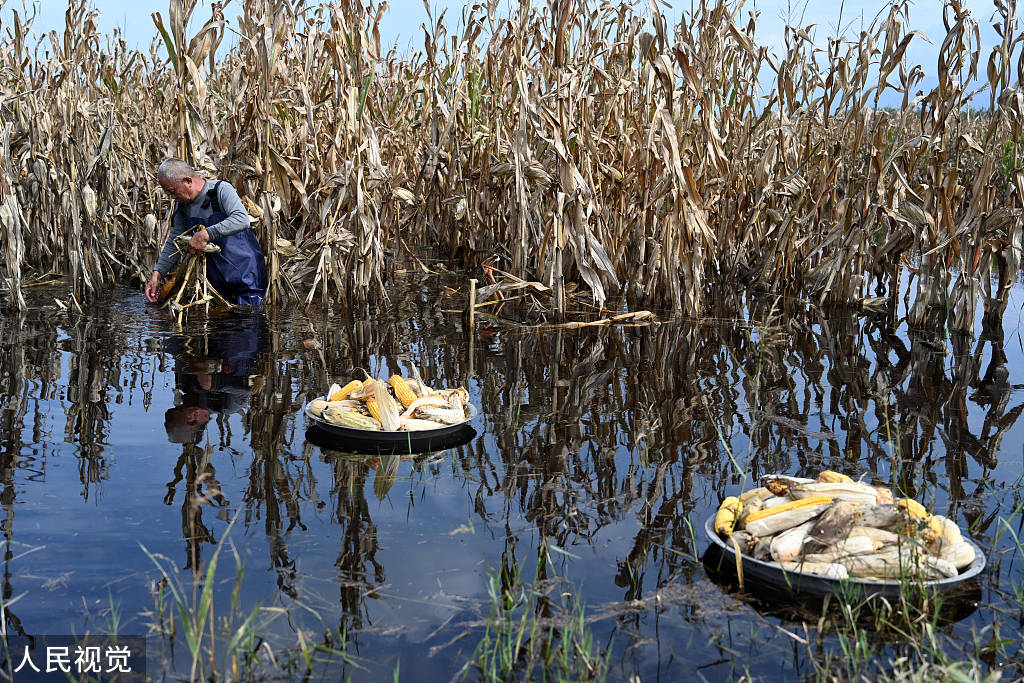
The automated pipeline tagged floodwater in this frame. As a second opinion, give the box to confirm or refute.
[0,273,1022,681]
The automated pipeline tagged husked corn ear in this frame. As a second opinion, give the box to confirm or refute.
[743,496,834,536]
[330,380,362,402]
[366,398,381,423]
[350,379,379,400]
[817,470,853,484]
[390,375,418,407]
[897,498,929,519]
[321,407,381,430]
[714,497,742,536]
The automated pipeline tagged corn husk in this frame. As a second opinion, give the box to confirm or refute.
[374,380,402,431]
[777,561,849,579]
[940,541,976,569]
[790,482,878,504]
[744,501,831,537]
[770,521,814,562]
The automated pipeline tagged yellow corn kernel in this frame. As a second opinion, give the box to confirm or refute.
[366,398,381,423]
[897,498,929,520]
[743,496,834,525]
[389,375,418,408]
[714,497,742,536]
[329,379,362,402]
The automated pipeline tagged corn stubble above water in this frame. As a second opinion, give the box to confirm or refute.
[0,0,1021,321]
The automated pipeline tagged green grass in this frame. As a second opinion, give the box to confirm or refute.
[464,543,609,683]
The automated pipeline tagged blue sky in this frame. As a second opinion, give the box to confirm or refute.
[7,0,1006,89]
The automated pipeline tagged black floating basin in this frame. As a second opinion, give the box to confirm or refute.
[304,398,478,455]
[703,516,986,602]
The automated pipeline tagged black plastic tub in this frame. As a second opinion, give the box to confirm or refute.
[703,516,986,600]
[304,398,478,455]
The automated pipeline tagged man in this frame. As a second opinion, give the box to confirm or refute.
[144,158,268,306]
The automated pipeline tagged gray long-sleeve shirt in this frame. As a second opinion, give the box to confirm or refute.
[154,179,252,276]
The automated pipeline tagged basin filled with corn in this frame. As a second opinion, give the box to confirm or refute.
[705,471,985,597]
[306,375,473,433]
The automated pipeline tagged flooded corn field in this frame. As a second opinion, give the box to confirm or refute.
[0,272,1021,681]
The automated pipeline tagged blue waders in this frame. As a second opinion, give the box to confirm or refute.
[179,181,268,307]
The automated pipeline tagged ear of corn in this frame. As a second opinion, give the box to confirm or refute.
[790,482,877,504]
[937,516,963,546]
[817,470,853,484]
[874,487,895,504]
[743,496,833,537]
[714,497,742,536]
[897,498,929,519]
[389,375,418,407]
[739,487,771,504]
[321,407,382,431]
[776,561,849,580]
[373,380,402,431]
[400,417,448,431]
[366,398,381,423]
[329,379,363,402]
[940,541,976,569]
[744,496,835,524]
[350,380,379,400]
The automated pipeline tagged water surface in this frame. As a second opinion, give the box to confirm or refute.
[0,274,1022,680]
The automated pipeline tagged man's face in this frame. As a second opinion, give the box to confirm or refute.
[164,405,211,443]
[159,175,201,203]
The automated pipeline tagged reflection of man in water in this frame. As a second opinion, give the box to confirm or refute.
[164,314,264,444]
[163,313,266,570]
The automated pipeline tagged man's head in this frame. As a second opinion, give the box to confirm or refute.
[164,405,211,444]
[157,158,204,203]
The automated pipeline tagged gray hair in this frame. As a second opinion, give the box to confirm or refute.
[157,158,197,182]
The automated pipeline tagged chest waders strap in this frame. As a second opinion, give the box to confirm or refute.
[175,181,223,236]
[200,181,222,214]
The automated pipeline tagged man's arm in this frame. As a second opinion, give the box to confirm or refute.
[204,182,252,241]
[146,212,187,302]
[154,211,188,275]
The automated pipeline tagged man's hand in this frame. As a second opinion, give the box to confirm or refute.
[145,270,162,303]
[188,228,211,254]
